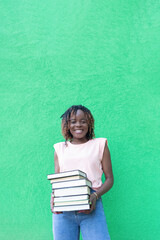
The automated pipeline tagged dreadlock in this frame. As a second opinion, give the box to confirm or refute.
[60,105,95,142]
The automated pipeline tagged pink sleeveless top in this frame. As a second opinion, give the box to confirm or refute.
[54,138,107,190]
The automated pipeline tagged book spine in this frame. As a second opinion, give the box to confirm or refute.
[47,170,87,180]
[54,186,90,197]
[52,180,91,189]
[53,204,90,212]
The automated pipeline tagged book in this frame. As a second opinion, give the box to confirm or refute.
[51,178,92,189]
[54,194,89,203]
[54,199,90,206]
[47,169,92,211]
[50,175,84,183]
[53,186,91,197]
[47,169,87,180]
[53,204,90,212]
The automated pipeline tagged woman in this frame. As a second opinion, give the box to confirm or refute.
[51,105,114,240]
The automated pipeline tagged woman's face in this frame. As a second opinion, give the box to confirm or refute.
[69,109,89,143]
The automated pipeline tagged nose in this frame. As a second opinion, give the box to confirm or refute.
[75,121,81,127]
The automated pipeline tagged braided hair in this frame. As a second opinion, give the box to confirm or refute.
[61,105,95,142]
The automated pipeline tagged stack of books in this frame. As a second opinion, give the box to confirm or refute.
[47,170,92,211]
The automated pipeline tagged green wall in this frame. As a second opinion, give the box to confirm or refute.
[1,0,160,239]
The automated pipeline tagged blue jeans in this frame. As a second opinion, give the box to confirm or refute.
[52,198,110,240]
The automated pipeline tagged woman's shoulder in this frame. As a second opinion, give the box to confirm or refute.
[93,138,108,159]
[92,137,108,144]
[53,141,66,149]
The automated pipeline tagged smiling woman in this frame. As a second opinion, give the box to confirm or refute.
[51,105,113,240]
[61,105,95,143]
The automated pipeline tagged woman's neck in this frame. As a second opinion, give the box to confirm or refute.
[70,138,88,145]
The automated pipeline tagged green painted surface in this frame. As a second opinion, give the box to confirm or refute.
[0,0,160,239]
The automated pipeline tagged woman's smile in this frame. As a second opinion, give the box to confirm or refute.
[75,129,83,133]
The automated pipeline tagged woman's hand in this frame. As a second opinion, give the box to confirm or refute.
[78,193,98,214]
[50,192,62,214]
[89,192,98,212]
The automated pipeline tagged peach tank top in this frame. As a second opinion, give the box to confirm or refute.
[54,138,107,190]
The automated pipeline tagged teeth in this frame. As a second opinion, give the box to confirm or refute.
[75,130,83,133]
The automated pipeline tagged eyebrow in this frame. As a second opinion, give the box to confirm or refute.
[69,118,86,120]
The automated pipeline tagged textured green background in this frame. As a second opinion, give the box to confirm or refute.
[0,0,160,239]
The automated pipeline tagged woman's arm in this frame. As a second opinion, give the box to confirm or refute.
[96,142,114,197]
[89,143,114,212]
[54,151,60,174]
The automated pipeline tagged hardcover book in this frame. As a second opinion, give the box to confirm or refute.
[53,186,91,197]
[47,169,87,180]
[54,194,90,203]
[51,178,91,189]
[50,175,84,183]
[54,199,90,206]
[53,204,90,212]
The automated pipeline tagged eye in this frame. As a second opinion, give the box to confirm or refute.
[70,120,76,124]
[81,120,87,124]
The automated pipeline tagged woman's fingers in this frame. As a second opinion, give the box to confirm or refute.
[50,193,54,212]
[50,193,63,214]
[89,193,97,212]
[77,210,91,214]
